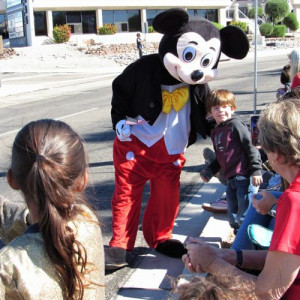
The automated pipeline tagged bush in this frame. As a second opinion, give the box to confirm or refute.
[148,26,155,33]
[229,21,248,32]
[260,22,273,36]
[248,7,265,19]
[52,25,71,44]
[272,24,286,36]
[97,24,117,35]
[283,12,299,31]
[265,0,289,25]
[212,22,224,30]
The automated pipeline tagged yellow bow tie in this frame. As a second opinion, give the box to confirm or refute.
[162,86,189,114]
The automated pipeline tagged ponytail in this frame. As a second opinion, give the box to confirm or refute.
[11,119,89,299]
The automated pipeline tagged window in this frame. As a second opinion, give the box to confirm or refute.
[102,10,141,32]
[66,12,81,23]
[128,10,141,32]
[82,11,96,34]
[52,11,96,34]
[0,14,8,39]
[114,10,127,23]
[239,7,248,16]
[187,9,218,22]
[226,9,234,19]
[34,11,47,36]
[146,9,165,26]
[52,11,66,26]
[102,10,113,24]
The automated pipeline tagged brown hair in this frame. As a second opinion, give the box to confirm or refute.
[11,119,90,299]
[206,89,236,113]
[172,275,257,300]
[258,99,300,166]
[280,64,290,85]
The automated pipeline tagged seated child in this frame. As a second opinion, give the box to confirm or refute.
[0,119,105,299]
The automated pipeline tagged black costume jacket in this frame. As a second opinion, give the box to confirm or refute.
[111,54,214,146]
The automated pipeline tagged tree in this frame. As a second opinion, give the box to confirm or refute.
[260,22,273,36]
[248,7,265,19]
[265,0,289,25]
[283,12,299,31]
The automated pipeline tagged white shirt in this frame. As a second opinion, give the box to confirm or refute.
[131,83,191,155]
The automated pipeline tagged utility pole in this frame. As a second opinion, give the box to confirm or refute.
[254,0,258,114]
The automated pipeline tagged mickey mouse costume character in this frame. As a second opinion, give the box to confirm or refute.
[105,8,249,270]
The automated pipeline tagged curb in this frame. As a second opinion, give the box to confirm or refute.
[114,178,228,300]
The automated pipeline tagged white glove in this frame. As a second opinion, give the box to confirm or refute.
[116,120,132,142]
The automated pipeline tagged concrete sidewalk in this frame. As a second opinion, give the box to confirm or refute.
[113,178,229,300]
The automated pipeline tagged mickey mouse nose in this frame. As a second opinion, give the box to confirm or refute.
[191,70,204,81]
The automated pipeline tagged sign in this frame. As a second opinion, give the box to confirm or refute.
[7,11,24,39]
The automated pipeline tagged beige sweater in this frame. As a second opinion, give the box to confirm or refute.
[0,199,105,300]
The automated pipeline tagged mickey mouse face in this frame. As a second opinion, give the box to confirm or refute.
[163,32,221,84]
[153,8,249,86]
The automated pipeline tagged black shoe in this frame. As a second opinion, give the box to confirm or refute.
[203,147,216,163]
[104,246,128,270]
[155,239,187,258]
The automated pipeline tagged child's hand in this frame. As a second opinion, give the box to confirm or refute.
[199,167,213,182]
[200,174,210,183]
[252,175,263,187]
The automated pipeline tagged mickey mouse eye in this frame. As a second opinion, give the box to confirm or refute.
[182,47,196,62]
[201,53,213,68]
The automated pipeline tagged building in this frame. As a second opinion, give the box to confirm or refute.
[0,0,298,47]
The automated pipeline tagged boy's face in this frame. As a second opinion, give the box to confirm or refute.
[210,104,235,124]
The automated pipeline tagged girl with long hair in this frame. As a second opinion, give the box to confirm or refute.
[0,119,104,299]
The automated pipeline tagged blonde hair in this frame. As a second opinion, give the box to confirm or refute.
[206,89,236,113]
[258,99,300,166]
[172,275,257,300]
[289,49,300,82]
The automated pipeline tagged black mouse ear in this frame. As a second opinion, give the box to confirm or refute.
[220,26,249,59]
[153,8,189,35]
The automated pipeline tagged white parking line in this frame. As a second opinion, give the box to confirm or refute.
[55,108,98,120]
[0,107,99,138]
[0,78,113,108]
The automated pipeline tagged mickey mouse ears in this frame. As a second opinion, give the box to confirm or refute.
[220,26,249,59]
[153,8,188,35]
[153,8,249,60]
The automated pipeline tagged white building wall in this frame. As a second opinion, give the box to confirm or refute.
[2,0,234,46]
[32,0,232,11]
[32,0,231,29]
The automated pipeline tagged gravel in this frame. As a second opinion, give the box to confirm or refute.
[0,43,122,72]
[1,35,300,72]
